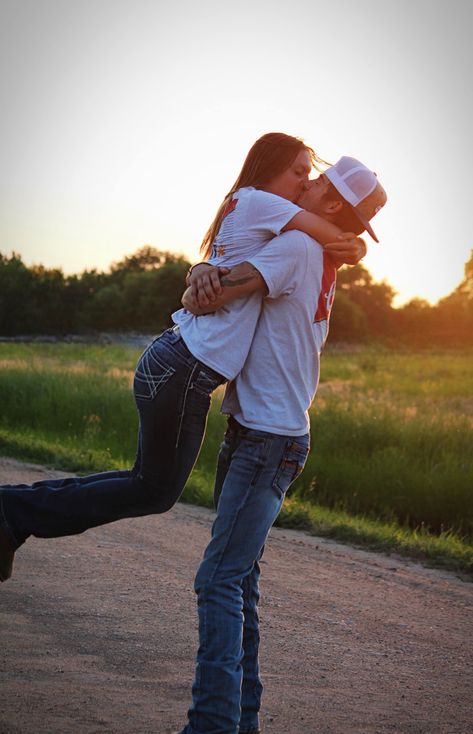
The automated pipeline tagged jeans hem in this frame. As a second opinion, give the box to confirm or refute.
[0,491,23,549]
[239,723,260,732]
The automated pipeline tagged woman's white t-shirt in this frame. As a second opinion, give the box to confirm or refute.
[172,187,301,380]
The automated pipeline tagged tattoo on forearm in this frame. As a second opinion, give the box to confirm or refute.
[220,267,259,288]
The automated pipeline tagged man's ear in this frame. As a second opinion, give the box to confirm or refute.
[324,199,343,215]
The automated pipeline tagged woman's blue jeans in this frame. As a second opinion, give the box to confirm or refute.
[181,417,309,734]
[0,328,225,548]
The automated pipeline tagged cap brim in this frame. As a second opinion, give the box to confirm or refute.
[348,205,379,243]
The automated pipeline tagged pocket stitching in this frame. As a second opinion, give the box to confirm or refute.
[272,442,308,494]
[135,350,176,401]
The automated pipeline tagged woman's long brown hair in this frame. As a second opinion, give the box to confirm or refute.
[200,132,327,259]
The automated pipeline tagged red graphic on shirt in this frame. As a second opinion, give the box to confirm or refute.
[222,198,238,219]
[314,254,337,323]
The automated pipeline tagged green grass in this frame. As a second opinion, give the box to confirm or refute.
[297,394,473,534]
[0,344,138,466]
[1,342,472,577]
[294,347,473,536]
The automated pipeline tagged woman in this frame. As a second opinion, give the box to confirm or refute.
[0,133,364,582]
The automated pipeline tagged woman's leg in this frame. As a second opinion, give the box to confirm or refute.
[0,329,224,549]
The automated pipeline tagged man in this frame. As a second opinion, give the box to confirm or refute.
[177,157,387,734]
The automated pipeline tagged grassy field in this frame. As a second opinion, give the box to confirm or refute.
[0,342,472,576]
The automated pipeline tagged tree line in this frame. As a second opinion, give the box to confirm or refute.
[0,247,189,336]
[0,245,472,346]
[332,250,473,346]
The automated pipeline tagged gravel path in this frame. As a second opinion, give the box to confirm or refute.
[1,458,472,734]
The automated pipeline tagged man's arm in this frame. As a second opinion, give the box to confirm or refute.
[186,235,366,308]
[182,262,267,315]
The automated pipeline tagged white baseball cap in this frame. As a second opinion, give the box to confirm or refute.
[325,156,387,242]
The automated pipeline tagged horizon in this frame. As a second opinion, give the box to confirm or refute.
[2,241,471,310]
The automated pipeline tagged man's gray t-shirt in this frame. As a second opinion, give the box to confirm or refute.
[222,231,338,435]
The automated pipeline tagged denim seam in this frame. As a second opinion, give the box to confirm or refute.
[241,574,261,710]
[175,361,199,449]
[205,437,270,592]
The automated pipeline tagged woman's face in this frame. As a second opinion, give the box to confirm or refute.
[264,149,312,203]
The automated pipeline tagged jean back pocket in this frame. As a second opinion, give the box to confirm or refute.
[273,439,309,495]
[134,346,176,401]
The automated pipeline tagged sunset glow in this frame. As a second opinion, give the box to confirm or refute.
[1,0,472,306]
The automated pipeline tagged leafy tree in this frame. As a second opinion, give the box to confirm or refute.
[393,298,434,345]
[30,265,69,332]
[80,247,189,332]
[0,252,36,334]
[64,271,109,332]
[110,246,187,278]
[81,283,126,331]
[0,246,190,335]
[329,290,368,341]
[391,250,473,347]
[457,249,473,299]
[332,263,396,340]
[432,251,473,345]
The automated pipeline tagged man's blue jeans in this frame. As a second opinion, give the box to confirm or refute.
[0,328,225,548]
[181,417,309,734]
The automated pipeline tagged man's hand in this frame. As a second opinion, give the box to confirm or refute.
[182,261,267,316]
[186,263,230,309]
[323,233,367,268]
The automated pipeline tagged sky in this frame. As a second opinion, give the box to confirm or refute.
[1,0,472,306]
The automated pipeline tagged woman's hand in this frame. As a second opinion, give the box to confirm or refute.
[323,233,367,267]
[186,263,231,308]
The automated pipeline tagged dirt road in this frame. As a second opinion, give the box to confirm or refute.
[1,458,472,734]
